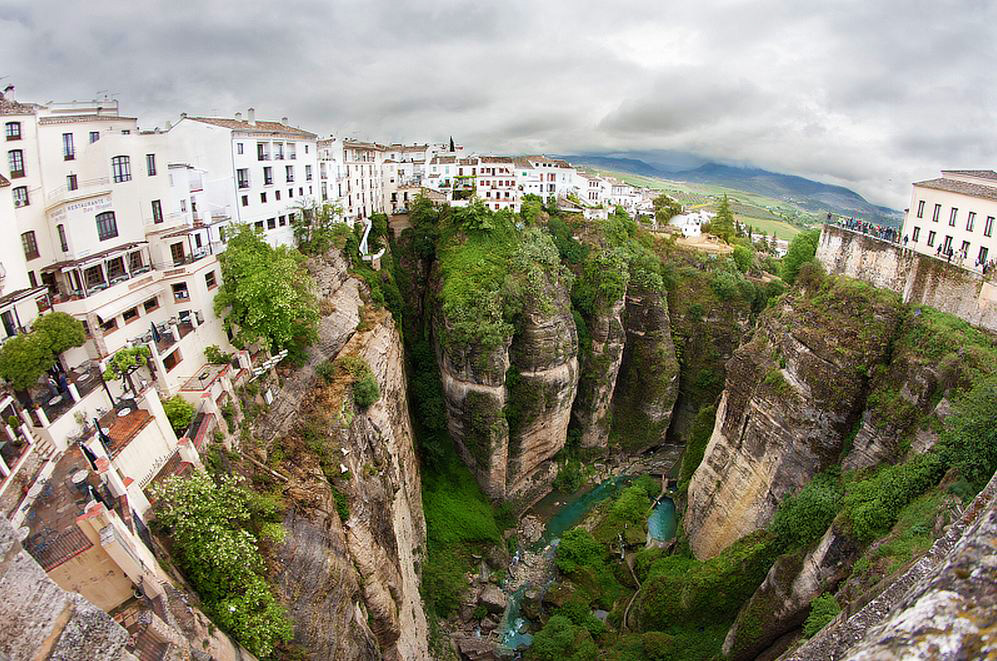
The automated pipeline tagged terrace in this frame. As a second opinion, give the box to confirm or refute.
[35,362,107,426]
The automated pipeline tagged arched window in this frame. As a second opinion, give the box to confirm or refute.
[96,211,118,241]
[111,155,131,183]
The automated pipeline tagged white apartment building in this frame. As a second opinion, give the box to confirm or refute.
[607,179,642,215]
[670,210,713,238]
[572,171,611,206]
[513,156,576,203]
[382,142,460,213]
[476,156,520,212]
[168,109,320,247]
[901,169,997,269]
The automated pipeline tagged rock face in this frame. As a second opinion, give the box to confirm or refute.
[610,282,681,452]
[723,522,859,661]
[434,266,578,501]
[256,250,430,660]
[784,471,997,661]
[573,295,627,449]
[686,278,903,559]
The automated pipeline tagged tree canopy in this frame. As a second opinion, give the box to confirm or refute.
[780,229,821,284]
[291,200,344,255]
[652,193,682,225]
[215,225,319,352]
[708,195,736,243]
[0,312,86,391]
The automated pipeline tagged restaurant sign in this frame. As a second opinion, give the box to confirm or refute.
[48,195,112,223]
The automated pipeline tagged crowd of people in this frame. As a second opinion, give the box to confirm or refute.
[826,213,900,242]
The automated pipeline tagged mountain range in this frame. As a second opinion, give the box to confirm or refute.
[553,152,902,226]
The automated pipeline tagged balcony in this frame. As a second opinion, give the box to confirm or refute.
[237,180,250,189]
[46,244,156,308]
[35,363,106,427]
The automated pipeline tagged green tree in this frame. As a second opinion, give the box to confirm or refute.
[215,224,319,351]
[527,615,597,661]
[652,193,682,225]
[291,200,343,255]
[938,374,997,492]
[0,332,55,392]
[32,312,86,357]
[163,395,196,436]
[151,472,292,657]
[732,244,754,273]
[103,346,151,396]
[780,229,821,284]
[709,195,736,243]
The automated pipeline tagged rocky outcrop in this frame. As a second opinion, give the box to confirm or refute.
[573,295,627,449]
[686,278,904,559]
[724,523,859,661]
[610,283,681,452]
[255,249,429,660]
[434,262,578,501]
[784,470,997,661]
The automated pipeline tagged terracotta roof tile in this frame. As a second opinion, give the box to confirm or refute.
[940,169,997,182]
[0,173,9,188]
[914,177,997,201]
[187,116,317,139]
[38,114,137,125]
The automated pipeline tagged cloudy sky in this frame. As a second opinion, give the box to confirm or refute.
[1,0,993,207]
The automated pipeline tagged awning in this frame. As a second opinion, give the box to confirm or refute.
[92,282,165,324]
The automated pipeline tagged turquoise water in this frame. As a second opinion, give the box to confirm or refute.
[647,497,676,541]
[497,477,630,651]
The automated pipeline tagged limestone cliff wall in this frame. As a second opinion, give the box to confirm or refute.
[433,267,579,501]
[255,249,429,660]
[572,295,627,449]
[685,278,903,559]
[610,283,681,452]
[816,224,997,333]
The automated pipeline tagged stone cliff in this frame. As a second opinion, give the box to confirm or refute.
[609,281,681,452]
[253,249,430,660]
[685,277,904,559]
[572,293,626,449]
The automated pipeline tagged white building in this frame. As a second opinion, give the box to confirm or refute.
[513,156,575,204]
[572,171,611,207]
[901,169,997,268]
[167,109,320,247]
[670,210,714,238]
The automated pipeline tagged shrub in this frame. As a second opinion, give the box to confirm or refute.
[732,245,753,273]
[315,360,335,384]
[163,395,196,436]
[770,469,842,550]
[553,456,584,493]
[204,345,233,365]
[802,593,841,637]
[352,374,380,408]
[937,374,997,493]
[780,229,820,284]
[527,615,597,661]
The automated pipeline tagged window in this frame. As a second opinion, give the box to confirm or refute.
[100,317,118,334]
[943,235,953,252]
[163,349,182,372]
[205,270,217,289]
[89,130,100,143]
[122,307,139,324]
[172,282,189,302]
[254,221,264,231]
[236,142,244,155]
[960,240,970,256]
[286,165,294,182]
[979,246,989,264]
[275,190,281,201]
[57,224,68,252]
[67,174,78,191]
[949,208,958,226]
[21,231,39,260]
[237,168,250,188]
[288,188,294,198]
[278,215,287,227]
[932,203,941,222]
[106,256,126,280]
[912,226,920,242]
[62,133,75,160]
[170,242,186,265]
[260,192,267,203]
[304,145,309,154]
[129,251,145,272]
[28,271,37,288]
[219,227,227,242]
[12,186,28,207]
[151,199,164,224]
[111,155,131,183]
[966,212,976,232]
[96,211,118,240]
[985,216,995,237]
[180,199,187,212]
[8,149,24,177]
[263,166,273,185]
[84,265,104,288]
[146,153,157,176]
[274,143,284,160]
[257,143,268,160]
[143,296,159,313]
[927,230,936,247]
[267,217,276,230]
[299,186,303,196]
[241,194,248,207]
[4,122,20,140]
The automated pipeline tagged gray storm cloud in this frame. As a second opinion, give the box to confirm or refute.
[0,0,992,208]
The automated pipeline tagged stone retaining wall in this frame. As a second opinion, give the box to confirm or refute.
[817,225,997,333]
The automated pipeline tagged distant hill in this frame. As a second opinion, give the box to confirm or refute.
[555,153,901,226]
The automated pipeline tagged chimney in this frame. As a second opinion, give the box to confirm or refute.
[235,111,242,121]
[247,107,256,126]
[281,116,288,125]
[2,84,13,100]
[180,112,187,119]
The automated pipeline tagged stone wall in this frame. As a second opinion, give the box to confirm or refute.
[816,224,997,333]
[0,516,137,661]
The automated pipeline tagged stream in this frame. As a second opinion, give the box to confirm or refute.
[496,476,676,653]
